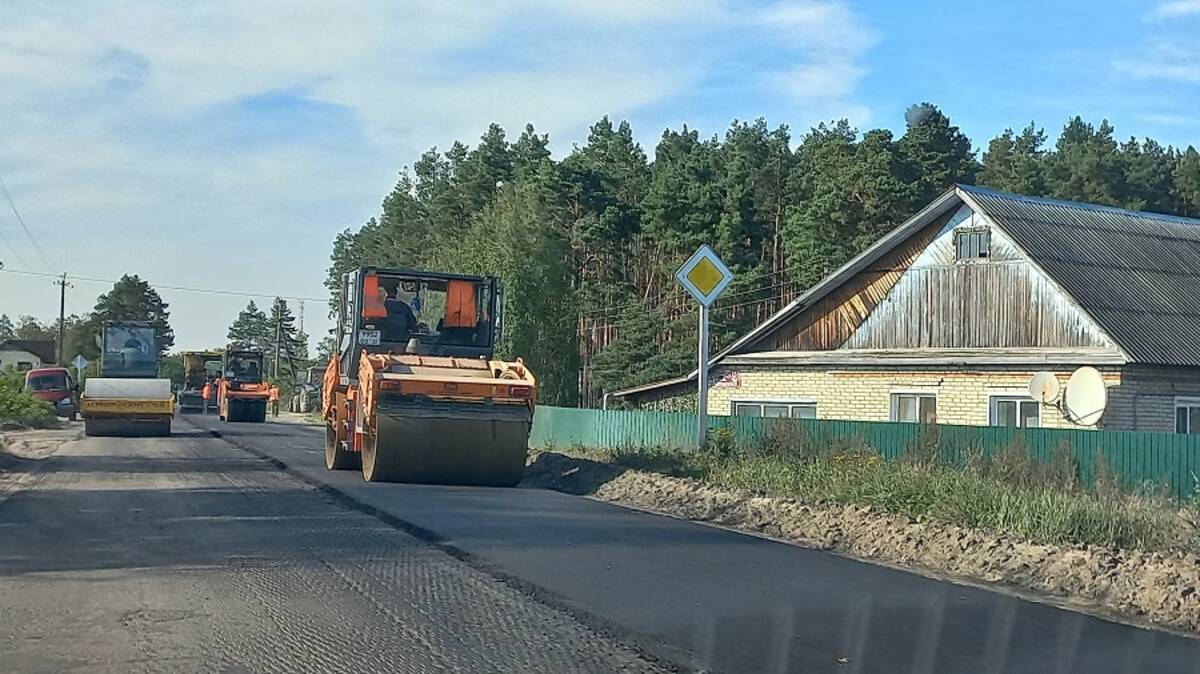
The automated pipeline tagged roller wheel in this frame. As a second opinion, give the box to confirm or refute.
[253,401,268,423]
[84,420,96,437]
[360,420,394,482]
[156,420,172,437]
[325,422,360,470]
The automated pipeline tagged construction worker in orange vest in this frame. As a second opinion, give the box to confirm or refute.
[201,379,212,414]
[268,384,281,418]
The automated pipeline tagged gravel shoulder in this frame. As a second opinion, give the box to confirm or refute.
[524,450,1200,637]
[0,421,83,499]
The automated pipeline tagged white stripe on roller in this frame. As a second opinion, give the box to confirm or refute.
[83,378,172,399]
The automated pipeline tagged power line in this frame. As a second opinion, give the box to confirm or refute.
[0,171,56,270]
[579,260,810,319]
[0,222,32,270]
[0,268,324,302]
[582,275,801,320]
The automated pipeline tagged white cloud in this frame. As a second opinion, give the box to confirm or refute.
[751,0,875,56]
[1151,0,1200,19]
[747,1,875,121]
[1115,44,1200,83]
[0,0,874,349]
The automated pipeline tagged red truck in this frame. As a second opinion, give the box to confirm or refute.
[24,366,79,420]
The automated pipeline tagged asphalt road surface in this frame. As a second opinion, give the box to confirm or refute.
[5,416,1200,673]
[0,425,664,674]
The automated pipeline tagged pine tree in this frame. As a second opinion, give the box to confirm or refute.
[1175,146,1200,217]
[1122,138,1176,213]
[979,123,1047,195]
[512,123,552,178]
[0,314,13,341]
[898,103,979,205]
[265,298,304,380]
[1046,117,1125,206]
[14,315,53,341]
[227,300,270,349]
[784,120,862,289]
[457,123,514,216]
[89,274,174,356]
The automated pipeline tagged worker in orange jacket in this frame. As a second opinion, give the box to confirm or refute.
[201,380,212,414]
[268,384,281,418]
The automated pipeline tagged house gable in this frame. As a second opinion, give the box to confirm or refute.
[843,203,1119,350]
[745,200,1121,355]
[749,208,953,351]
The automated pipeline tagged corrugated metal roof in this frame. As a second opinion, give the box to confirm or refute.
[958,184,1200,366]
[0,339,56,363]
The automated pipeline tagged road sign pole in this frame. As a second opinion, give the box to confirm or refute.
[675,244,732,452]
[696,304,709,449]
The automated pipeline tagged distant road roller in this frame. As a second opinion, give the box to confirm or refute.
[80,321,174,437]
[177,350,222,413]
[322,267,536,485]
[218,348,269,423]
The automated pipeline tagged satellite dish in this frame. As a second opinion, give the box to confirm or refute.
[1028,371,1061,404]
[1064,366,1107,426]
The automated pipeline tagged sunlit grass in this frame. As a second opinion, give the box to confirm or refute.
[560,423,1195,552]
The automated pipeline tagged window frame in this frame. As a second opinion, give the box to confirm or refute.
[731,398,818,419]
[1175,397,1200,434]
[954,227,991,262]
[889,390,938,424]
[988,393,1041,428]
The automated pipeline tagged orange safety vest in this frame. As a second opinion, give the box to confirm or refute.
[268,387,280,402]
[202,383,211,398]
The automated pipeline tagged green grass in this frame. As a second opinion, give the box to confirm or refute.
[0,369,56,430]
[562,426,1196,553]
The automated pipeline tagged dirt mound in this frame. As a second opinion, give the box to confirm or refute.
[524,451,1200,635]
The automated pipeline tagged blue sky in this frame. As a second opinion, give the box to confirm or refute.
[1,0,1198,351]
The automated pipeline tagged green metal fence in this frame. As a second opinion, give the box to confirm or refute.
[530,406,1200,500]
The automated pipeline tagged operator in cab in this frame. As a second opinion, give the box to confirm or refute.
[376,284,417,348]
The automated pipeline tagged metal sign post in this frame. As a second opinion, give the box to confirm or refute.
[675,245,733,450]
[696,303,710,447]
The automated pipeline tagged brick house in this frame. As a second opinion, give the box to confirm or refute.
[612,185,1200,433]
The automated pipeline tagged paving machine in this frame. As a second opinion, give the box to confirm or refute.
[218,348,269,423]
[80,321,173,436]
[177,350,223,413]
[323,267,536,485]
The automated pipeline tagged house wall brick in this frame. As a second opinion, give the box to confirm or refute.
[706,365,1130,430]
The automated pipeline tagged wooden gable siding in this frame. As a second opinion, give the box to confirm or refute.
[754,210,951,352]
[752,204,1117,354]
[844,205,1115,350]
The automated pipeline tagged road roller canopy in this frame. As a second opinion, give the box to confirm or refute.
[182,351,224,388]
[336,268,501,376]
[223,350,264,384]
[99,321,159,379]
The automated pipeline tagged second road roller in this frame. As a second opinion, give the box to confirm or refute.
[322,267,536,486]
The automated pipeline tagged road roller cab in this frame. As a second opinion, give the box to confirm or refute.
[323,267,535,485]
[218,348,270,423]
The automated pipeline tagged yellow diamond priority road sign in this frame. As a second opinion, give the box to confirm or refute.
[676,244,733,307]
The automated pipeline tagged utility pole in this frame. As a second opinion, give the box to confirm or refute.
[273,306,282,383]
[54,273,71,364]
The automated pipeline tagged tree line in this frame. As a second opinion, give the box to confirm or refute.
[2,276,312,394]
[225,298,311,397]
[326,104,1200,407]
[0,274,174,373]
